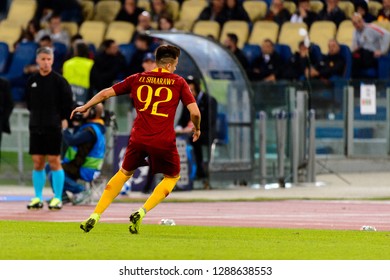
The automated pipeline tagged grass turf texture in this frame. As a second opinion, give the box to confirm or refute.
[1,221,390,260]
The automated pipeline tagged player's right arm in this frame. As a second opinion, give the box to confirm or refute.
[187,102,201,142]
[70,87,116,119]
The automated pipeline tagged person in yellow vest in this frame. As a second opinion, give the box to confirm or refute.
[62,40,94,104]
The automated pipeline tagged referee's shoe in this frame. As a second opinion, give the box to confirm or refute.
[48,198,63,210]
[27,198,43,210]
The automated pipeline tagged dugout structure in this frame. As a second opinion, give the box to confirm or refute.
[149,31,254,185]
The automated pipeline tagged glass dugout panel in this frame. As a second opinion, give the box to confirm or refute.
[349,80,390,156]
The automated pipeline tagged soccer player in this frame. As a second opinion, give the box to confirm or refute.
[71,44,201,234]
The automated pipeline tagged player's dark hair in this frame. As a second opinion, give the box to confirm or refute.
[155,45,180,65]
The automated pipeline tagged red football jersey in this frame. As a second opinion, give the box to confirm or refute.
[112,68,196,146]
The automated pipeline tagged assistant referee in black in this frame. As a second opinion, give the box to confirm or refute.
[25,46,73,210]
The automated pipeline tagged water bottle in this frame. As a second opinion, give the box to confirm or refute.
[360,225,376,231]
[160,219,176,226]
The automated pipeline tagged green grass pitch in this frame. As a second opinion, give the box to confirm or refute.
[1,221,390,260]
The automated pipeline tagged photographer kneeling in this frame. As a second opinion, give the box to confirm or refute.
[47,103,106,205]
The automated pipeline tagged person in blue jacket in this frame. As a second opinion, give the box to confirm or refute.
[47,103,106,204]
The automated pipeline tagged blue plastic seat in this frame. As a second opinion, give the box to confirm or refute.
[242,43,261,68]
[378,53,390,80]
[315,127,374,139]
[118,43,137,66]
[0,42,38,101]
[338,44,352,79]
[210,112,229,165]
[0,42,10,74]
[309,43,323,65]
[274,44,292,64]
[214,112,229,145]
[53,42,68,72]
[88,43,96,57]
[1,42,38,81]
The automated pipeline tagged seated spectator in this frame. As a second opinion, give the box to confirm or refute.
[90,39,126,95]
[47,103,106,204]
[150,0,173,23]
[283,40,322,80]
[317,0,346,27]
[35,14,70,48]
[225,0,251,22]
[14,19,41,49]
[264,0,291,27]
[249,39,283,82]
[290,0,318,28]
[377,0,390,22]
[53,0,83,25]
[223,33,249,71]
[128,34,154,75]
[351,13,390,78]
[115,0,145,26]
[63,41,94,104]
[355,0,376,23]
[305,39,345,81]
[34,0,83,27]
[142,52,157,72]
[158,14,177,31]
[133,11,154,41]
[197,0,228,27]
[64,34,95,61]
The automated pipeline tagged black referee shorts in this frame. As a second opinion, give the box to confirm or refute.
[29,129,63,155]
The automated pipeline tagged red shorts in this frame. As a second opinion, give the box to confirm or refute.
[121,140,180,177]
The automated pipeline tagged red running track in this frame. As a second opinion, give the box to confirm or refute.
[1,200,390,231]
